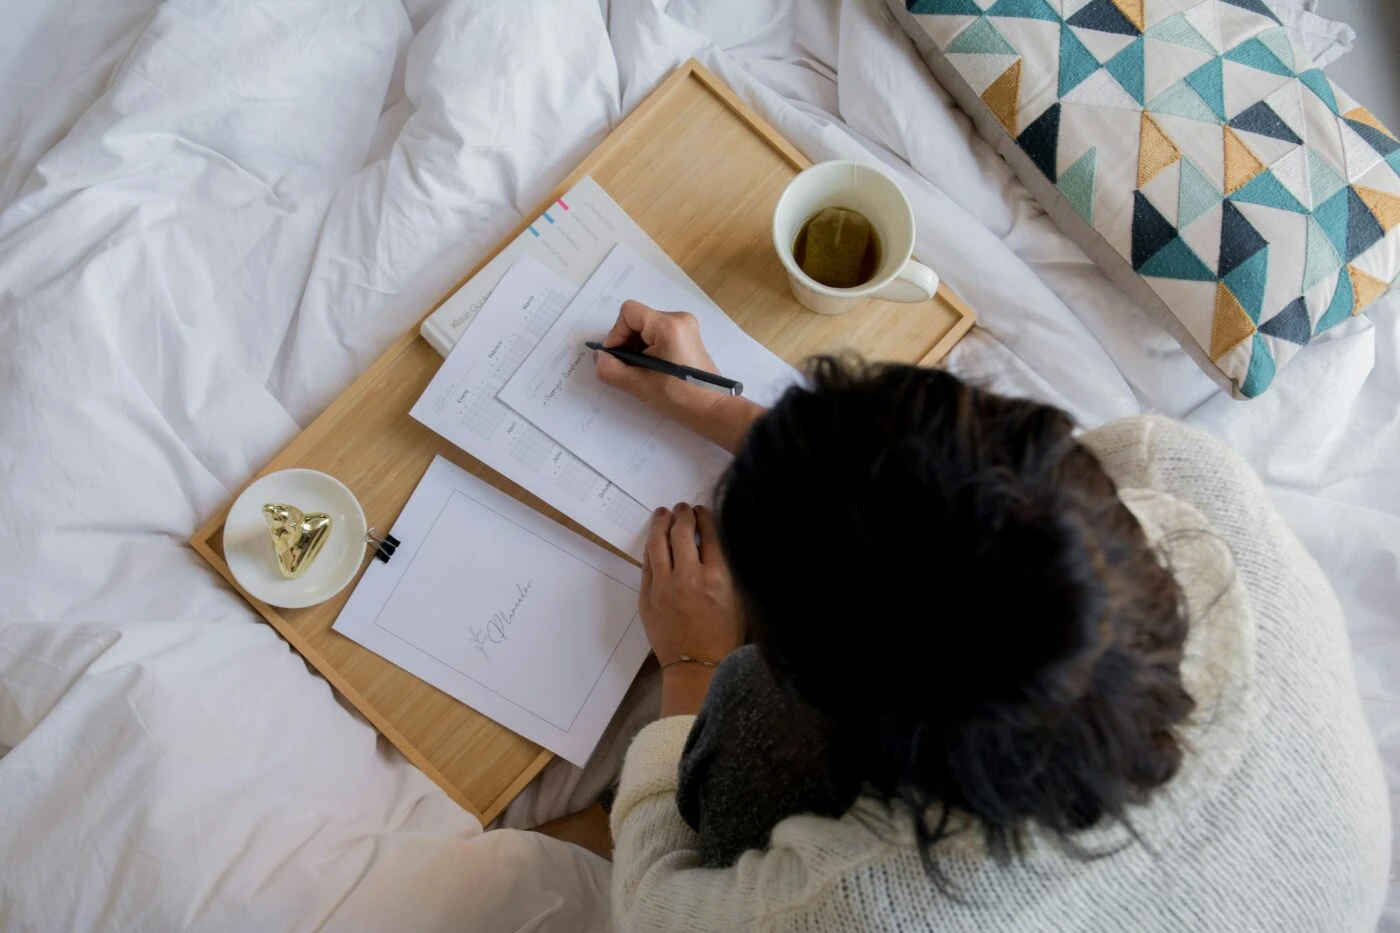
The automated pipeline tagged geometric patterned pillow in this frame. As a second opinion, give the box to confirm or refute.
[887,0,1400,397]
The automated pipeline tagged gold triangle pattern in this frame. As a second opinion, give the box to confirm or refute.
[1138,113,1181,188]
[1354,186,1400,234]
[1348,266,1390,315]
[1223,126,1266,196]
[1111,0,1145,32]
[1343,107,1395,139]
[983,59,1023,136]
[1210,282,1255,360]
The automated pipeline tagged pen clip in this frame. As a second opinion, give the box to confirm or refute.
[684,375,742,396]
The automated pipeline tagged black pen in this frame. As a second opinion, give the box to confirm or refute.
[586,342,744,396]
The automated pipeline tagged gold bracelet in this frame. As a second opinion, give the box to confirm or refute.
[661,654,719,670]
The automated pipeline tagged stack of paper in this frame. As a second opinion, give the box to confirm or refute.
[413,242,800,557]
[418,175,709,356]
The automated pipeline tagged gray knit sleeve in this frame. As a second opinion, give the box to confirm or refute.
[675,646,852,867]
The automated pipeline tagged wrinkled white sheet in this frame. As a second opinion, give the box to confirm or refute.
[0,0,1395,929]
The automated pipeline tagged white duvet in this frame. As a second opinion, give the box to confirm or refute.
[0,0,1394,930]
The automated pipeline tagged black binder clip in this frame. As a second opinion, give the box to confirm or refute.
[366,528,401,564]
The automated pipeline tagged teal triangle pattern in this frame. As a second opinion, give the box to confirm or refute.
[1345,119,1400,157]
[1308,149,1346,206]
[1059,22,1102,97]
[1146,13,1215,55]
[1315,269,1353,333]
[1139,237,1217,281]
[1314,187,1352,259]
[1056,147,1098,225]
[1067,0,1140,35]
[1105,37,1145,104]
[1223,37,1293,77]
[1133,191,1178,269]
[1230,101,1301,144]
[1259,297,1311,345]
[1343,187,1385,262]
[1239,334,1276,398]
[984,0,1059,21]
[948,16,1019,54]
[1303,215,1343,291]
[1257,27,1296,72]
[908,0,983,13]
[1389,149,1400,175]
[1219,200,1268,277]
[1148,80,1221,123]
[1178,157,1222,228]
[1232,171,1307,213]
[1344,119,1400,156]
[1223,246,1270,321]
[1298,68,1339,115]
[1185,58,1227,121]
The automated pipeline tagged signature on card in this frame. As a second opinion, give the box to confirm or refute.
[469,580,534,661]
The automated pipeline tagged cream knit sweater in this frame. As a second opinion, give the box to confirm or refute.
[609,416,1391,932]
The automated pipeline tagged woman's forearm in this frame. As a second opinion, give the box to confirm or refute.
[677,394,766,455]
[660,664,714,717]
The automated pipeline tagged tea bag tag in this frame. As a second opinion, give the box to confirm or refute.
[799,207,872,289]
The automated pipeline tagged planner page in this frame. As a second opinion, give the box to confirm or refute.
[497,244,801,509]
[411,255,652,559]
[419,175,708,355]
[333,456,649,767]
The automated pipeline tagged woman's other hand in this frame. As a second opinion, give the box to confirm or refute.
[595,300,765,454]
[641,503,743,716]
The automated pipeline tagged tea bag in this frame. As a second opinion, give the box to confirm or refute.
[799,207,873,289]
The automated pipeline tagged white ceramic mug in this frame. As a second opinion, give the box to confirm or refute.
[772,160,939,315]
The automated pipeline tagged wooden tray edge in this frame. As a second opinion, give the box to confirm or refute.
[190,531,494,821]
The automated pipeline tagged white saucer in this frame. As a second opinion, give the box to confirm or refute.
[224,469,368,609]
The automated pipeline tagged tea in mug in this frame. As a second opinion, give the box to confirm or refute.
[792,207,881,289]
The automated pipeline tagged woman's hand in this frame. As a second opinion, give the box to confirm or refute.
[595,300,766,454]
[596,300,719,417]
[640,503,743,716]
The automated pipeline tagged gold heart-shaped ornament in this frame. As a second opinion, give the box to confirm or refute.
[262,503,333,580]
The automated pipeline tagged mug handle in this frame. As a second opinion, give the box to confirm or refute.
[872,260,939,304]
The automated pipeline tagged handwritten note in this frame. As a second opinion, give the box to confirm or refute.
[469,580,533,662]
[497,244,802,509]
[333,457,648,765]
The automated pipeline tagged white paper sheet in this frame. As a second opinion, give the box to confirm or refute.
[332,456,649,768]
[497,244,802,508]
[410,256,653,559]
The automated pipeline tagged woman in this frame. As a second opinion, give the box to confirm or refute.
[588,301,1390,931]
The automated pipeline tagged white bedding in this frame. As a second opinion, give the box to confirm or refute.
[0,0,1394,930]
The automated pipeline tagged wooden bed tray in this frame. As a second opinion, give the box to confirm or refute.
[191,59,976,824]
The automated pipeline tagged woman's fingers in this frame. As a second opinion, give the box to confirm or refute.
[602,299,657,349]
[669,503,699,571]
[640,536,654,595]
[695,505,721,565]
[646,508,674,575]
[595,349,644,393]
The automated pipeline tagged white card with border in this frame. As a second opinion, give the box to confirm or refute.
[333,455,648,767]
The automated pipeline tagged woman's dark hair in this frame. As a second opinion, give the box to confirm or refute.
[716,357,1195,871]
